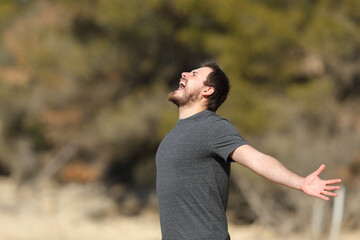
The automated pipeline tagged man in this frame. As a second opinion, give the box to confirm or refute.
[155,61,342,240]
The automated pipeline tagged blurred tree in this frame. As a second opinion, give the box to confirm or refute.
[0,0,359,230]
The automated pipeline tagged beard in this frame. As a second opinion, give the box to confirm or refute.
[168,88,201,108]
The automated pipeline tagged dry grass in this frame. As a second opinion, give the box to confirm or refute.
[0,178,359,240]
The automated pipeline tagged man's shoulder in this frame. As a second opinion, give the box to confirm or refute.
[202,111,239,137]
[206,111,232,125]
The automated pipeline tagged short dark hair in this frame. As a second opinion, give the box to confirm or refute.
[201,61,230,112]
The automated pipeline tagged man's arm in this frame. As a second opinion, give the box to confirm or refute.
[230,145,342,201]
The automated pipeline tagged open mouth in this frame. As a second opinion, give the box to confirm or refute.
[176,79,186,92]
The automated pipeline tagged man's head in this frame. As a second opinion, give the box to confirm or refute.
[201,61,230,112]
[168,61,230,112]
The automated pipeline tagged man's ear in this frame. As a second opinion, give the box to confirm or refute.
[202,87,215,97]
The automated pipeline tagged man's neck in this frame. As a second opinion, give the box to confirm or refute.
[178,105,208,119]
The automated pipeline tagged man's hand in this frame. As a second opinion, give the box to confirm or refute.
[301,164,342,201]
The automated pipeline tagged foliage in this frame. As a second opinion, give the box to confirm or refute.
[0,0,359,230]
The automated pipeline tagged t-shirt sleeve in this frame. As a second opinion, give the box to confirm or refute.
[209,118,248,162]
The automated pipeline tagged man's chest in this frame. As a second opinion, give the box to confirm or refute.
[155,126,215,181]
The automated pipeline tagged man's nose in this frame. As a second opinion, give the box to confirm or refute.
[181,72,188,78]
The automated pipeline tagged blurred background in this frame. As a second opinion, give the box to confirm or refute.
[0,0,359,239]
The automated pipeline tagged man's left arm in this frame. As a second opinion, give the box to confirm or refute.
[230,145,342,201]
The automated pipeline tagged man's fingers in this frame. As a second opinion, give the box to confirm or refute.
[314,164,326,176]
[326,179,342,185]
[317,194,329,201]
[325,185,340,191]
[322,191,338,197]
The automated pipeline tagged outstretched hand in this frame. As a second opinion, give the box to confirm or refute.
[301,164,342,201]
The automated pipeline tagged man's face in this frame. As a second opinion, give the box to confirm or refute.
[168,67,213,107]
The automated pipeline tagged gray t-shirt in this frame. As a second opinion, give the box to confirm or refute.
[156,110,248,240]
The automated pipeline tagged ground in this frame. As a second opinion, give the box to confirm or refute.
[0,178,358,240]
